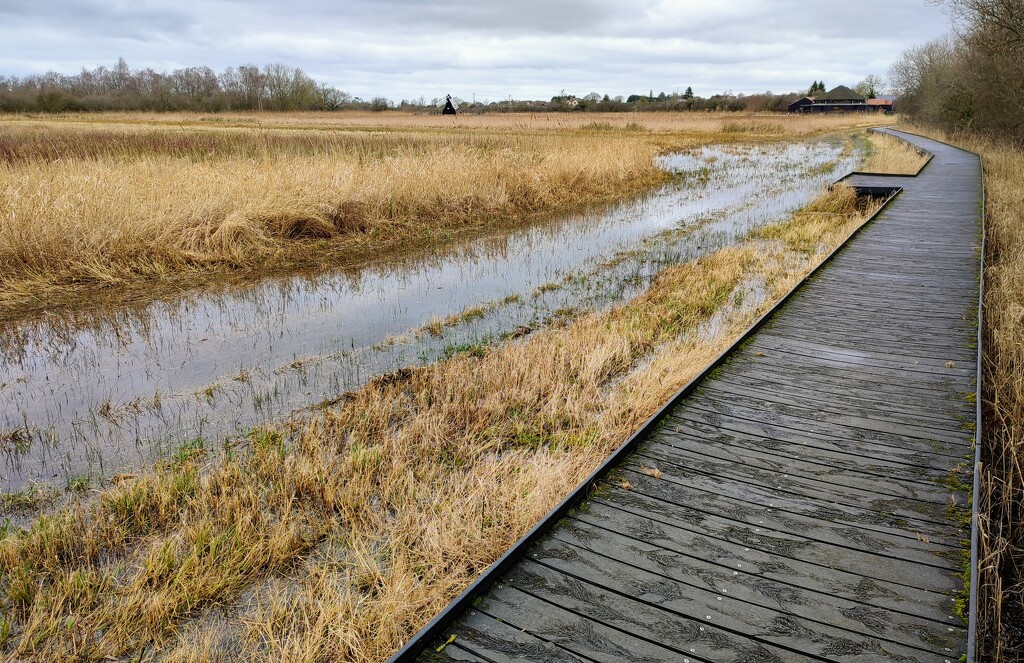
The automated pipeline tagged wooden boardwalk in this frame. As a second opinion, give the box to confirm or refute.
[396,130,982,663]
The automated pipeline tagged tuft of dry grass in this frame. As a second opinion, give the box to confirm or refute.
[0,181,877,662]
[899,124,1024,658]
[860,131,931,174]
[0,111,885,319]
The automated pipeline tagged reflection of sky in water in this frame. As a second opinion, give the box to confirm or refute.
[0,139,861,491]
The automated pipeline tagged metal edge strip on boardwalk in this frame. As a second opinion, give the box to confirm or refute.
[879,126,986,662]
[969,146,985,663]
[959,135,985,663]
[387,164,906,662]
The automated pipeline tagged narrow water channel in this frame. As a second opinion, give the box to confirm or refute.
[0,138,863,492]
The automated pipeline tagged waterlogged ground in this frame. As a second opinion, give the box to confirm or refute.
[0,138,862,493]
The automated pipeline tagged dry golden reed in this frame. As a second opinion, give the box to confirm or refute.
[0,111,885,318]
[0,181,875,662]
[861,131,931,174]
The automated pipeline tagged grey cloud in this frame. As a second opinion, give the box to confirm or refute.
[0,0,951,100]
[216,0,631,34]
[2,0,195,39]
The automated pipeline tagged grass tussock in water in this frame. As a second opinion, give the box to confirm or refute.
[0,111,885,317]
[860,131,931,175]
[900,123,1024,657]
[0,181,879,662]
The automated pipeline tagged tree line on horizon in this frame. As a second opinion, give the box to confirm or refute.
[0,58,884,115]
[0,59,392,113]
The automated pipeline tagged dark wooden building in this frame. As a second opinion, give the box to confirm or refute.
[789,85,892,113]
[817,84,865,104]
[787,96,816,113]
[805,85,867,113]
[442,94,458,115]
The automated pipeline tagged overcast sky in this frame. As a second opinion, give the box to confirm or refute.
[0,0,951,102]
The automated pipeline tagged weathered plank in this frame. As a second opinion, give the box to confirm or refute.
[534,529,960,658]
[665,416,963,478]
[640,426,958,498]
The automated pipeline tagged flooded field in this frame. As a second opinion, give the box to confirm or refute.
[0,138,862,492]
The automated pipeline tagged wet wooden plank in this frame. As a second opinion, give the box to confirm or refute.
[529,531,962,659]
[664,416,961,478]
[665,414,965,481]
[502,561,812,662]
[722,351,975,388]
[674,404,970,459]
[713,359,977,407]
[683,389,971,445]
[742,340,976,377]
[420,643,488,662]
[642,423,957,498]
[475,584,697,662]
[429,610,589,663]
[756,323,976,359]
[698,379,967,432]
[629,444,956,526]
[751,334,977,371]
[550,513,963,631]
[610,464,964,560]
[566,504,963,635]
[782,295,978,319]
[707,369,974,421]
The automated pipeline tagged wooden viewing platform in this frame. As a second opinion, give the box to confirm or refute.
[392,130,983,663]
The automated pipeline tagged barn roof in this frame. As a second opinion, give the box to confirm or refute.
[818,85,865,101]
[867,98,893,106]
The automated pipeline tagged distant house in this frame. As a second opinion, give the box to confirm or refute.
[790,85,892,113]
[817,85,865,104]
[442,94,458,115]
[867,98,894,113]
[787,96,815,113]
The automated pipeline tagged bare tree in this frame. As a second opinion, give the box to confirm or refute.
[931,0,1024,50]
[237,65,266,111]
[316,84,351,110]
[854,74,885,98]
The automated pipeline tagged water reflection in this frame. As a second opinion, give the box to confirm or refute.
[0,139,861,491]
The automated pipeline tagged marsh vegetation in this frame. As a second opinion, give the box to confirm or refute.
[0,112,882,316]
[0,110,895,660]
[0,183,880,661]
[0,137,862,493]
[860,130,931,175]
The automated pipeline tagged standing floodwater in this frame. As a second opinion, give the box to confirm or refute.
[0,139,862,491]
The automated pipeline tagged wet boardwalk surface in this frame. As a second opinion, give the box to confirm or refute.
[403,130,982,663]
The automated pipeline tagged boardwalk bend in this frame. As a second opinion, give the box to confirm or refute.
[391,130,984,663]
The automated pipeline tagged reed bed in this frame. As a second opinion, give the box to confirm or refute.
[861,131,931,174]
[0,183,877,662]
[14,110,886,135]
[0,112,884,318]
[898,124,1024,658]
